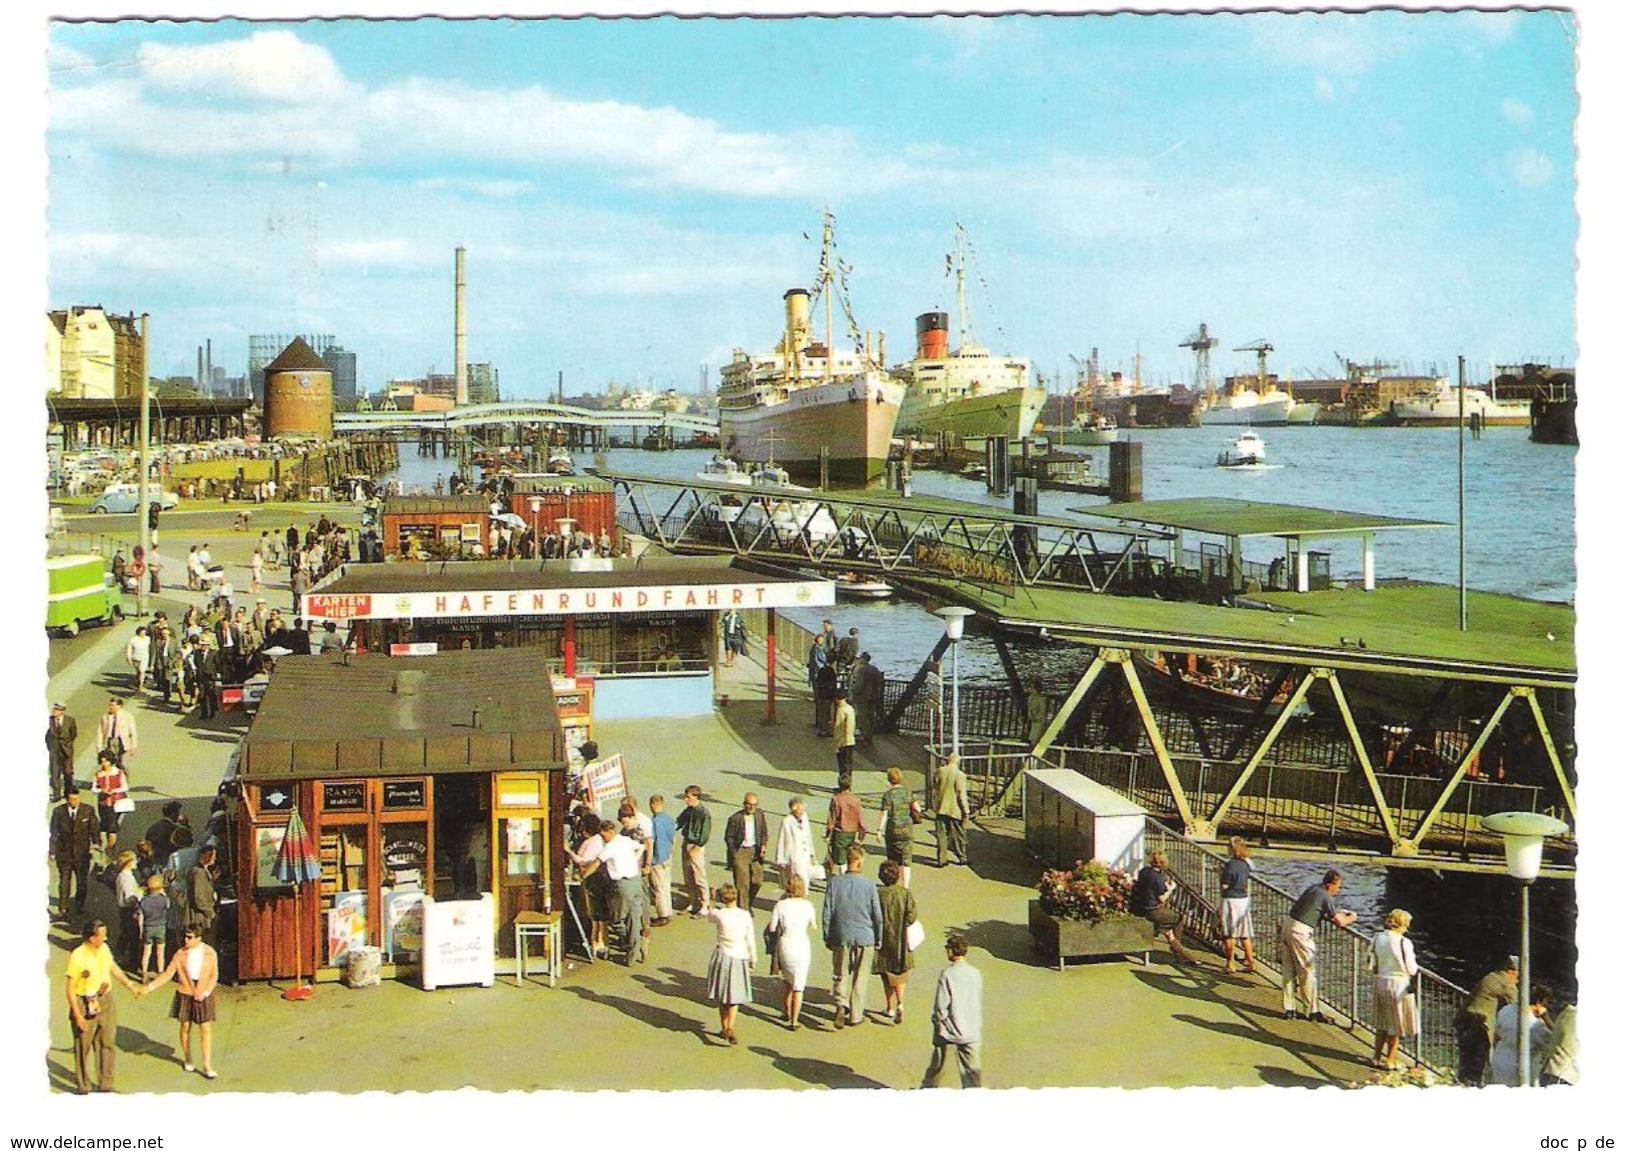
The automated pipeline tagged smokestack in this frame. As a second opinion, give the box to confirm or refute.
[454,246,468,406]
[206,338,212,396]
[198,346,204,395]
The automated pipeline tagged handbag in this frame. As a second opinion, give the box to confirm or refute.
[808,861,827,883]
[906,919,926,952]
[113,795,136,814]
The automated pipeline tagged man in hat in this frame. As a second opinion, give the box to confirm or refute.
[46,702,77,801]
[1455,955,1520,1085]
[50,786,99,919]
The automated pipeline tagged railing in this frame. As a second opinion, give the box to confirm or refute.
[1140,816,1468,1073]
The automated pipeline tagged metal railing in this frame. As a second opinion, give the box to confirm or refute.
[1141,816,1468,1073]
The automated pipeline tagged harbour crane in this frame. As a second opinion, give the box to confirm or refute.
[1235,339,1275,393]
[1180,323,1219,403]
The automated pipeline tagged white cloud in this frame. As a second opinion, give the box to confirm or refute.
[1508,147,1554,188]
[1457,10,1522,45]
[1314,77,1336,102]
[1252,13,1396,77]
[137,30,356,105]
[1501,97,1535,126]
[46,41,96,76]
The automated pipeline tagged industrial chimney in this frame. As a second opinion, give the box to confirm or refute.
[454,246,468,406]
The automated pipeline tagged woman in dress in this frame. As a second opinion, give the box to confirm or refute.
[705,884,756,1045]
[1490,983,1553,1086]
[874,859,918,1024]
[125,626,151,693]
[1220,836,1256,973]
[91,750,132,855]
[877,767,917,888]
[766,873,816,1030]
[774,795,816,892]
[1366,908,1420,1069]
[142,926,220,1079]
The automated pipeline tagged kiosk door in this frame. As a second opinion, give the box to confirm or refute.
[491,772,552,958]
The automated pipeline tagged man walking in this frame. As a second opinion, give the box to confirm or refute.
[46,701,78,801]
[290,565,309,617]
[194,639,222,721]
[826,773,866,870]
[821,846,884,1028]
[723,793,770,917]
[94,698,137,771]
[674,785,712,917]
[51,786,100,920]
[647,794,676,925]
[65,920,140,1094]
[850,652,885,746]
[1281,869,1357,1022]
[932,752,971,868]
[921,934,984,1089]
[832,688,857,779]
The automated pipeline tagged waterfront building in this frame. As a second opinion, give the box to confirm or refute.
[261,337,334,441]
[322,345,359,403]
[45,305,144,399]
[249,332,335,407]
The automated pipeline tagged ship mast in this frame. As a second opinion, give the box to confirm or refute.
[823,211,835,382]
[954,222,972,352]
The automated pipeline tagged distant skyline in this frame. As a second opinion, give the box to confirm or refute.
[48,11,1576,398]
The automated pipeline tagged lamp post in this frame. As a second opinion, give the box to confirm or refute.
[935,606,974,757]
[1482,811,1569,1086]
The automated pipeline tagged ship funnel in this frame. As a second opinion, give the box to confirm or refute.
[916,311,949,360]
[783,288,811,355]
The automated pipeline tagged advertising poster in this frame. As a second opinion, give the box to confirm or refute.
[253,826,288,891]
[582,753,629,808]
[383,890,425,960]
[326,891,368,965]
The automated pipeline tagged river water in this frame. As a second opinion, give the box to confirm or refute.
[383,426,1579,993]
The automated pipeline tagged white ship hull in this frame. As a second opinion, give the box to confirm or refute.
[719,374,904,486]
[1391,385,1531,426]
[1201,390,1299,426]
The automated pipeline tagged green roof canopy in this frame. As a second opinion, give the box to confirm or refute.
[1074,497,1447,540]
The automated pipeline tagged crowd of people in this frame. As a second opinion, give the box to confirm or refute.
[561,769,983,1086]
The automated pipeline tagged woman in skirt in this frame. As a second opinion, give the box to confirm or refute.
[1366,908,1420,1070]
[142,926,220,1079]
[705,884,756,1045]
[766,874,816,1030]
[1219,836,1256,973]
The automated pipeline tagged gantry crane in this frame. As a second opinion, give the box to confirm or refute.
[1235,339,1274,394]
[1180,323,1219,403]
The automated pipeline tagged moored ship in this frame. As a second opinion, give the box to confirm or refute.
[1200,383,1320,426]
[718,214,903,486]
[893,226,1045,444]
[1389,378,1532,427]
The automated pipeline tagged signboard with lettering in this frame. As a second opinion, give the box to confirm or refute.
[419,893,496,990]
[382,778,427,811]
[582,753,629,808]
[322,781,367,812]
[388,643,440,657]
[301,579,833,621]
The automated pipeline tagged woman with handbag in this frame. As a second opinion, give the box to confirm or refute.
[874,859,919,1025]
[877,767,920,889]
[1366,908,1421,1070]
[774,796,818,891]
[765,873,816,1030]
[91,751,134,855]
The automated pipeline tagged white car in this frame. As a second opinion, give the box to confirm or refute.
[88,485,181,514]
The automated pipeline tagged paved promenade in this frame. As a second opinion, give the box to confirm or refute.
[41,507,1383,1093]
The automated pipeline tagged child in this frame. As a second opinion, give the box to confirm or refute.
[139,873,171,985]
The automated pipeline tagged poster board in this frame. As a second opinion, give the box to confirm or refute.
[581,753,629,809]
[384,890,425,961]
[326,891,368,966]
[253,826,289,891]
[419,893,496,991]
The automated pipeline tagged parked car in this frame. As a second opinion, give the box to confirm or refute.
[88,484,180,514]
[46,554,124,636]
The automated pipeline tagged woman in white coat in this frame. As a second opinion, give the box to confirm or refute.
[1366,908,1420,1069]
[773,796,815,890]
[766,873,816,1030]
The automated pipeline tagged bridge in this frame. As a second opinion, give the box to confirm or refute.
[334,401,719,438]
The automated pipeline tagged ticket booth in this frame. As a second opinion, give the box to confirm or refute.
[230,649,568,982]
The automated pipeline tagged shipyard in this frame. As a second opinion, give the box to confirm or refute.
[27,7,1605,1142]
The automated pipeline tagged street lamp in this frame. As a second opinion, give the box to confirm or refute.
[935,606,974,757]
[1482,810,1569,1087]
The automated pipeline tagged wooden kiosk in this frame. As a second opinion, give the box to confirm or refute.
[229,649,568,983]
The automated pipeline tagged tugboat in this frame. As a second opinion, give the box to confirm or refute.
[1072,410,1121,446]
[1216,429,1267,469]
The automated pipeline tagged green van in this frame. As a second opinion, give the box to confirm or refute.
[46,554,124,637]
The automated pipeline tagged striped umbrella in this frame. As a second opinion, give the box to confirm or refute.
[272,808,320,1000]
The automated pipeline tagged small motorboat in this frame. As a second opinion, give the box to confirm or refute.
[1072,410,1121,445]
[1216,429,1268,469]
[545,447,575,476]
[834,572,894,600]
[696,455,752,487]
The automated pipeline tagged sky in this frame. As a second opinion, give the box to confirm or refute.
[45,9,1578,398]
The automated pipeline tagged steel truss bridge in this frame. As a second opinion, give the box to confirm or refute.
[602,470,1163,592]
[335,401,719,438]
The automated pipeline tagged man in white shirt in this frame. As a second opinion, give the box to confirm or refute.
[598,819,648,966]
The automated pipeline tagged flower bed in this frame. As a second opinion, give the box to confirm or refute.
[1029,861,1152,970]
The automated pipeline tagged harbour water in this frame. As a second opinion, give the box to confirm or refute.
[383,425,1578,993]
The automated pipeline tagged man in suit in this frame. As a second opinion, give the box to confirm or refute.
[849,652,885,746]
[185,845,220,947]
[214,612,245,682]
[94,698,137,771]
[723,793,770,918]
[51,787,100,919]
[1455,956,1520,1085]
[834,626,860,685]
[807,634,831,735]
[46,702,77,801]
[194,639,222,720]
[932,752,971,868]
[820,846,884,1028]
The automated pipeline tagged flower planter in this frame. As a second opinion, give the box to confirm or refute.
[1029,900,1153,971]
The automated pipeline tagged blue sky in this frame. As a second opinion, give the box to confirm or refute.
[46,10,1577,397]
